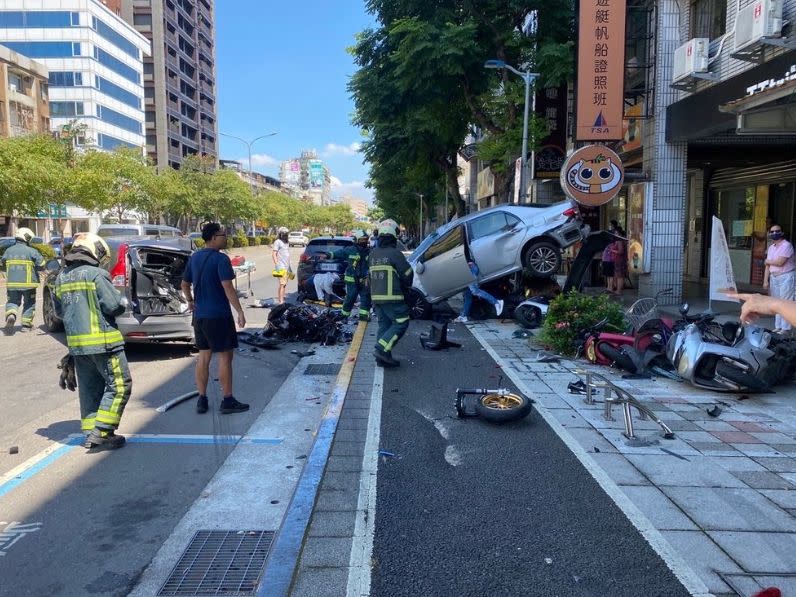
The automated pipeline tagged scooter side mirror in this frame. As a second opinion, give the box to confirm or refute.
[679,303,690,316]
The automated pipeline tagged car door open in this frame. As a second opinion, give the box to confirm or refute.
[414,225,475,301]
[467,211,524,280]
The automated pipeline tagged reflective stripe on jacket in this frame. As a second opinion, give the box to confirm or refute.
[54,264,125,355]
[331,245,369,283]
[368,245,412,303]
[1,242,43,289]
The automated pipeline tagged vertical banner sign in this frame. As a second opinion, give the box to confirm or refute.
[710,216,740,303]
[576,0,627,140]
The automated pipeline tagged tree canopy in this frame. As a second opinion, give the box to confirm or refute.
[0,134,357,235]
[350,0,574,230]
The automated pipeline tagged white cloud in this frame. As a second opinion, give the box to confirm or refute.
[330,178,372,202]
[322,142,362,157]
[248,153,279,167]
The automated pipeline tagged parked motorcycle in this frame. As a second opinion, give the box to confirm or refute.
[666,305,796,392]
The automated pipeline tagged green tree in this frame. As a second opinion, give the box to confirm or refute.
[351,0,574,218]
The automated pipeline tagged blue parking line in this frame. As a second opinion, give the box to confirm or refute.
[0,435,283,498]
[0,437,83,499]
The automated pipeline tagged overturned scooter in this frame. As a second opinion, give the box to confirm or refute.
[667,305,796,392]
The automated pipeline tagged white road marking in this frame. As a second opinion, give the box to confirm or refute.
[346,365,383,597]
[468,325,713,597]
[0,521,42,556]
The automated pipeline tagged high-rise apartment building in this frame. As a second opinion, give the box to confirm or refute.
[120,0,218,169]
[0,45,49,139]
[279,150,332,205]
[0,1,150,151]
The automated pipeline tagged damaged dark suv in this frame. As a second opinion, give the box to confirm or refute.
[42,237,195,343]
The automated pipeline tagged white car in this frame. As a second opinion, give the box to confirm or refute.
[288,231,309,247]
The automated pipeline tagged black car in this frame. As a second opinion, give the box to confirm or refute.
[296,236,355,298]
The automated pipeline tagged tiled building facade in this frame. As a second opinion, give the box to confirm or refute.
[0,44,49,139]
[121,0,218,169]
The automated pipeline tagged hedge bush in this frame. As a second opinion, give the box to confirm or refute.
[232,233,249,248]
[225,236,235,250]
[194,238,206,249]
[537,291,627,356]
[260,236,275,246]
[247,236,261,246]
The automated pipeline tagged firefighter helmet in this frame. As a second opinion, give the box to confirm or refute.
[378,219,400,238]
[69,232,111,267]
[14,227,35,244]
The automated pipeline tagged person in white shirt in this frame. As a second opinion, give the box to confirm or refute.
[312,272,341,307]
[272,227,291,304]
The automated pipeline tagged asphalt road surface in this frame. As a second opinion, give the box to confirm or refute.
[369,321,692,597]
[0,246,302,597]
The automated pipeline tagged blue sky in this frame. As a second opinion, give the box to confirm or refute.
[215,1,375,202]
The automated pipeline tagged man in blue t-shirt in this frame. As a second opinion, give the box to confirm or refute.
[181,222,249,415]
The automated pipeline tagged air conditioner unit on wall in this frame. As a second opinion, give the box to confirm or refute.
[734,0,783,53]
[673,38,710,83]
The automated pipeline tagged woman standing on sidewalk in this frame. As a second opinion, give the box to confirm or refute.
[763,223,795,334]
[611,226,628,296]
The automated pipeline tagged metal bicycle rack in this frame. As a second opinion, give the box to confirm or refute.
[573,369,675,446]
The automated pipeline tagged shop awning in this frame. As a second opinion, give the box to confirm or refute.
[718,78,796,135]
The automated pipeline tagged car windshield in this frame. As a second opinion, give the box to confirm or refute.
[306,239,352,256]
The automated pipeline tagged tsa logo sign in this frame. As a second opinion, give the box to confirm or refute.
[560,145,624,207]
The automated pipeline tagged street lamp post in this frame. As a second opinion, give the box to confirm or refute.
[219,131,279,194]
[415,193,424,239]
[484,60,539,203]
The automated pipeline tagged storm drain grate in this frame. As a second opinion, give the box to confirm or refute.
[304,363,341,376]
[158,530,274,596]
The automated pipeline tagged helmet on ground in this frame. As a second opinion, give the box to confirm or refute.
[378,219,399,238]
[69,232,111,267]
[14,227,35,244]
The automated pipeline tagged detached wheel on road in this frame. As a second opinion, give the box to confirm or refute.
[406,289,432,320]
[524,241,562,278]
[42,290,64,333]
[475,392,533,423]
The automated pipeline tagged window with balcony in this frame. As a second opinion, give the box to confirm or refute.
[7,72,25,95]
[690,0,726,39]
[133,13,153,27]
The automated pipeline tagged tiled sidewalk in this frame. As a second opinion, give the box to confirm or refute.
[470,321,796,597]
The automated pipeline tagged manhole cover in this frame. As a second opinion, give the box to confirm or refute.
[158,530,274,596]
[304,363,341,376]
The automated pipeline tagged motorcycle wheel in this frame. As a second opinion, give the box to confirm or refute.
[474,392,533,423]
[598,343,637,374]
[514,304,543,329]
[715,361,768,392]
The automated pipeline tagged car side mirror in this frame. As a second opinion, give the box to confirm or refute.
[415,262,426,275]
[679,303,689,316]
[45,259,60,272]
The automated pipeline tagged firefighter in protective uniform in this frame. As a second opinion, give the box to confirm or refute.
[326,229,371,321]
[368,220,413,367]
[54,233,132,451]
[1,227,44,331]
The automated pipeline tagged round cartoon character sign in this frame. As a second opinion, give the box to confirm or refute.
[560,145,624,207]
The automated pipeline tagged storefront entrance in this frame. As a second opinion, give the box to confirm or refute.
[711,180,796,289]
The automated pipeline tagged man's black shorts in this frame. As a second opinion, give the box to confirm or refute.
[601,261,615,277]
[193,316,238,352]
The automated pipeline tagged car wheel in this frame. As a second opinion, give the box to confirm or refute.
[524,241,562,278]
[406,289,432,320]
[43,290,64,333]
